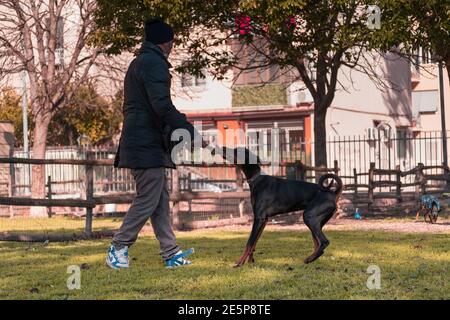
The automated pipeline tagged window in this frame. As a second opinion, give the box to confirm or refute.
[246,129,273,161]
[247,56,259,84]
[180,67,207,87]
[246,130,261,155]
[192,129,216,163]
[287,130,304,160]
[181,73,193,87]
[246,121,305,162]
[396,128,407,159]
[412,90,439,115]
[412,47,433,67]
[231,40,299,85]
[195,75,206,86]
[269,64,279,82]
[201,129,217,145]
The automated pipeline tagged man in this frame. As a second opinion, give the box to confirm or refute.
[107,18,205,269]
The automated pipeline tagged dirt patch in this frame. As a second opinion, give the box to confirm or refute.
[319,218,449,234]
[170,217,450,234]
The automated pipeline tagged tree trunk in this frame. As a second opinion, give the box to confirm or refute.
[313,106,328,170]
[313,106,329,183]
[30,110,51,217]
[446,58,450,87]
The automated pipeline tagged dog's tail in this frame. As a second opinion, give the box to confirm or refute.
[318,173,343,196]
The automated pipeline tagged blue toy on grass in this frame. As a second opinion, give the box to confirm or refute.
[416,194,441,224]
[354,208,362,220]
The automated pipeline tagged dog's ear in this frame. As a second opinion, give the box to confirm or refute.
[257,155,262,164]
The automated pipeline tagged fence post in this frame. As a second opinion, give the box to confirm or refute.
[187,172,192,192]
[47,175,53,218]
[295,161,305,180]
[368,162,375,211]
[395,165,402,203]
[8,166,13,218]
[333,160,339,176]
[301,162,306,180]
[317,165,326,183]
[444,162,450,189]
[171,169,181,230]
[236,166,245,218]
[85,153,94,236]
[187,172,192,217]
[417,163,426,195]
[414,165,420,196]
[353,168,358,201]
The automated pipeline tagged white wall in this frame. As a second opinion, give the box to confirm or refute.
[412,64,450,133]
[328,52,412,137]
[172,70,234,112]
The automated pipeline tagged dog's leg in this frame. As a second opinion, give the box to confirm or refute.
[303,221,330,264]
[248,218,268,263]
[303,200,336,264]
[320,208,336,228]
[312,233,319,251]
[309,208,336,256]
[235,217,267,267]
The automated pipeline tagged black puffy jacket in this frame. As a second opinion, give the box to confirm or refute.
[114,41,198,169]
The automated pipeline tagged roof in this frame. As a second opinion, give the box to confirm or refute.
[186,104,313,121]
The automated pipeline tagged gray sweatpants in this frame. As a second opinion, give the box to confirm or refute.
[112,167,180,260]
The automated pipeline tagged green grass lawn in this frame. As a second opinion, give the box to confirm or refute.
[0,223,448,299]
[0,216,122,234]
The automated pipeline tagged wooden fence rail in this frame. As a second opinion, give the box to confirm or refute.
[349,162,449,210]
[1,156,448,237]
[0,157,340,235]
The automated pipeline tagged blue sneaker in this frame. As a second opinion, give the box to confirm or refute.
[106,245,129,269]
[164,248,194,268]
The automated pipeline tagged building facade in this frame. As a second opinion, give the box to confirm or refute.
[172,47,414,173]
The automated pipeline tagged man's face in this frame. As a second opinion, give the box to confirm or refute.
[158,40,173,58]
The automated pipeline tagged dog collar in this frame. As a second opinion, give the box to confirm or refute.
[247,172,262,185]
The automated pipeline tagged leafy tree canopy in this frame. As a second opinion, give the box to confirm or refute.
[0,85,123,147]
[0,89,32,148]
[48,84,123,146]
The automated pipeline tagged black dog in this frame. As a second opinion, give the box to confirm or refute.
[219,147,343,267]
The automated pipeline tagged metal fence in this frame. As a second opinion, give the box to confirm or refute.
[2,130,449,232]
[8,130,450,197]
[326,131,449,186]
[12,146,133,197]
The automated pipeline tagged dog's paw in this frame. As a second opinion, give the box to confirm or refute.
[234,257,247,267]
[304,256,314,264]
[304,256,319,264]
[304,250,325,264]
